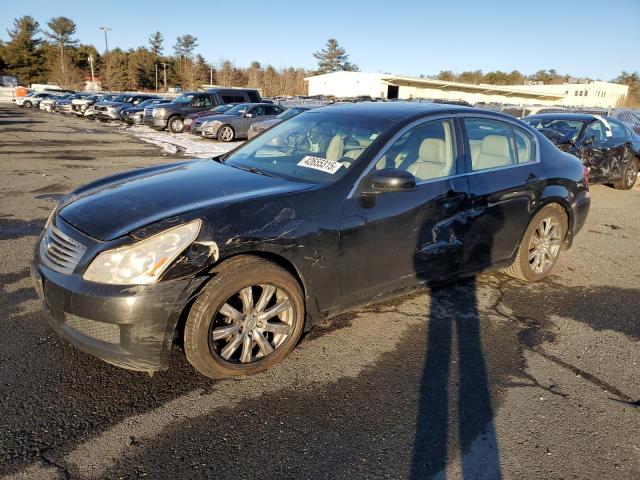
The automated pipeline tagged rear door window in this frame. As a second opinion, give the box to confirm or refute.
[463,118,518,171]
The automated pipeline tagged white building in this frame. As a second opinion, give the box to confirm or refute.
[305,72,628,108]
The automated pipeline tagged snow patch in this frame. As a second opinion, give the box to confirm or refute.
[116,123,243,158]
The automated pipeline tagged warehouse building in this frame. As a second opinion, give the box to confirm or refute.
[305,72,628,108]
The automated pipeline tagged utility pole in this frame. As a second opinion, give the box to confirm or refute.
[161,63,168,92]
[88,54,95,91]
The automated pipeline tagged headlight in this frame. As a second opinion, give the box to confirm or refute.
[83,220,201,285]
[153,108,165,118]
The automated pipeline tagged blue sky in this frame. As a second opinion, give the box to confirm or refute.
[2,0,639,80]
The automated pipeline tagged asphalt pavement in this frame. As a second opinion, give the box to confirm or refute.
[0,105,638,480]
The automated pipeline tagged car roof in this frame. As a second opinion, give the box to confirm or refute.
[524,113,602,122]
[310,101,512,122]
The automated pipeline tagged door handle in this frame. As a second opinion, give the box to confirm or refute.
[525,173,537,184]
[442,191,466,209]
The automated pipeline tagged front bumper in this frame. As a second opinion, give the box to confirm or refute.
[30,221,203,372]
[143,116,168,129]
[201,124,221,138]
[92,109,120,120]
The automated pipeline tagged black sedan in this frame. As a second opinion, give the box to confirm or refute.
[31,103,590,378]
[523,113,640,190]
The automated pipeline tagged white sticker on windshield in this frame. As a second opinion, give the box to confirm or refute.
[297,156,343,174]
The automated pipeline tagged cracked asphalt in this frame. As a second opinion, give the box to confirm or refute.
[0,104,639,480]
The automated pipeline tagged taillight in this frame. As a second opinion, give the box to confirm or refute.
[582,166,590,185]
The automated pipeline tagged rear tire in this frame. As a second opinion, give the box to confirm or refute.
[184,256,305,379]
[168,116,184,133]
[614,158,639,190]
[503,204,567,282]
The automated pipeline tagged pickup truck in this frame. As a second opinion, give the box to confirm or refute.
[142,88,262,133]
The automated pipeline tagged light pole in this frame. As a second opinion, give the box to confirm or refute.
[100,27,111,90]
[99,26,111,54]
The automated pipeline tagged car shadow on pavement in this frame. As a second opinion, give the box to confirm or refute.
[411,279,502,479]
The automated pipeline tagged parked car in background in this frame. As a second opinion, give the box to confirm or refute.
[31,103,590,379]
[184,104,237,132]
[201,103,285,141]
[523,113,640,189]
[92,94,161,121]
[611,108,640,135]
[54,93,95,113]
[247,105,319,139]
[40,94,73,112]
[119,98,172,125]
[143,88,262,133]
[14,92,53,108]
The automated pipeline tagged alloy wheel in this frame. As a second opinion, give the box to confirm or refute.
[208,285,294,364]
[528,216,562,274]
[219,126,234,141]
[171,118,183,132]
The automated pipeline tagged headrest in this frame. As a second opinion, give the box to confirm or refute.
[480,135,510,157]
[418,138,446,164]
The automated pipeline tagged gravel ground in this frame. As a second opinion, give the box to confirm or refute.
[0,105,638,480]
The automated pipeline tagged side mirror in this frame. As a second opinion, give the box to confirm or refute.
[366,168,416,194]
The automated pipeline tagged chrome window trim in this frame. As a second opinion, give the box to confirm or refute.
[346,113,459,199]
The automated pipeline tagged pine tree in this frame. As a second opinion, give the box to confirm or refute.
[2,16,44,86]
[313,39,358,74]
[149,31,164,57]
[44,16,79,88]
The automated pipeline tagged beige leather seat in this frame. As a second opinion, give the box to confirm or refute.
[325,135,344,161]
[473,135,513,170]
[407,138,450,180]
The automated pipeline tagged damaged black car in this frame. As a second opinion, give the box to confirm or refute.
[523,113,640,190]
[31,103,590,379]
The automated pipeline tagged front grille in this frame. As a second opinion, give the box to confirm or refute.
[40,223,87,275]
[94,105,107,112]
[65,314,120,344]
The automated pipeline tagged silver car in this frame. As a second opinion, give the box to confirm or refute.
[247,105,319,139]
[201,103,285,142]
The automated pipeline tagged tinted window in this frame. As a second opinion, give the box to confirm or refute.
[375,119,456,181]
[266,105,283,115]
[193,96,212,107]
[464,118,517,171]
[221,95,235,103]
[250,106,265,116]
[247,91,261,103]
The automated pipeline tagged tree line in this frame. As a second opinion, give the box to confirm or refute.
[0,15,637,105]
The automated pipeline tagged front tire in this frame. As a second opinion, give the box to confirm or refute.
[504,204,567,282]
[184,256,305,379]
[614,158,639,190]
[217,125,235,142]
[168,116,184,133]
[23,101,32,108]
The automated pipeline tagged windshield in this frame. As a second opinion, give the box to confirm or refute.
[224,104,252,115]
[524,118,585,141]
[276,107,306,120]
[173,94,195,104]
[224,111,392,183]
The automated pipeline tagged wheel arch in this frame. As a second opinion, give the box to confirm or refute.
[174,249,314,345]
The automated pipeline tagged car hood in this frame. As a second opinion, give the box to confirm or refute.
[204,113,242,123]
[188,110,224,120]
[58,160,313,241]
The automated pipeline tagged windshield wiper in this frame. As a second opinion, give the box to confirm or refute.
[232,165,280,178]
